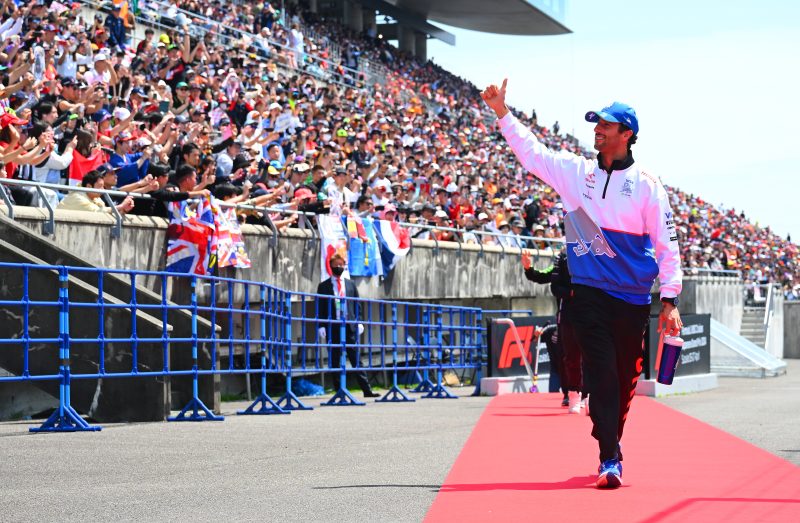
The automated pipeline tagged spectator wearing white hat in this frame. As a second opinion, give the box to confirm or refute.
[461,213,480,245]
[84,51,118,87]
[93,107,135,149]
[532,224,548,250]
[371,177,392,207]
[509,219,527,249]
[432,208,454,241]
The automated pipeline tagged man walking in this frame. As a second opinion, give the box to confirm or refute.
[482,80,682,489]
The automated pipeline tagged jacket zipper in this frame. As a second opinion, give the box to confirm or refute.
[601,172,612,199]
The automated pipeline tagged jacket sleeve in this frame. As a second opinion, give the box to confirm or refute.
[316,281,331,322]
[643,178,683,299]
[524,265,554,284]
[45,149,74,171]
[497,113,588,198]
[150,188,191,202]
[549,253,572,301]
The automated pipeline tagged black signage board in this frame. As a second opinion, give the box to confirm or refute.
[487,316,556,378]
[644,313,711,379]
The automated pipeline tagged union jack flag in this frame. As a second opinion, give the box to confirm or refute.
[165,197,216,275]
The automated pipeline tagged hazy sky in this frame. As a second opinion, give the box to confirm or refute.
[426,0,800,240]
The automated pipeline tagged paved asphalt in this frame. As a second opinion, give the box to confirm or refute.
[2,360,797,522]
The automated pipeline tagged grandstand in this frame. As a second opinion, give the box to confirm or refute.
[8,1,795,284]
[0,0,796,429]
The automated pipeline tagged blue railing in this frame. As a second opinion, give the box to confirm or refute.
[0,262,484,432]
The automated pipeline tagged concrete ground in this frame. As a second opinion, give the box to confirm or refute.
[1,362,797,522]
[658,358,800,466]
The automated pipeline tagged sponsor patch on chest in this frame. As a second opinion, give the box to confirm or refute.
[620,178,634,197]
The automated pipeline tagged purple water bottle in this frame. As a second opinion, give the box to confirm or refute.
[657,336,684,385]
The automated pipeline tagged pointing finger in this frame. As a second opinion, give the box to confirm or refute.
[501,78,508,93]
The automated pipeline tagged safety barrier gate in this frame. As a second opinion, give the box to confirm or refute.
[0,263,484,432]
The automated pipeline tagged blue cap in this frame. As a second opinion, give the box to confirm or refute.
[585,102,639,134]
[91,109,112,123]
[96,163,120,176]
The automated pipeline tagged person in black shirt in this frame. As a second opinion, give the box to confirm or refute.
[522,249,584,413]
[129,162,209,217]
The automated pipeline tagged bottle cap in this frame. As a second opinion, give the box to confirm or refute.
[663,336,684,347]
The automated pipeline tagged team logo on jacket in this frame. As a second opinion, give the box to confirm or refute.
[564,207,617,258]
[620,179,634,197]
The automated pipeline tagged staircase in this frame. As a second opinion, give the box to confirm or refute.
[0,214,220,421]
[739,306,767,347]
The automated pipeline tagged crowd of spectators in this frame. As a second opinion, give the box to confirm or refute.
[0,0,796,299]
[670,187,799,299]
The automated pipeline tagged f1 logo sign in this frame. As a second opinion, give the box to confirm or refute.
[498,325,536,368]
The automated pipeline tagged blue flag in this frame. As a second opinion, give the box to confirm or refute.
[345,216,381,277]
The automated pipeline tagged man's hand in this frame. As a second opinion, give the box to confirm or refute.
[481,78,509,119]
[521,251,533,270]
[201,171,215,187]
[22,136,38,150]
[117,196,135,214]
[188,189,211,198]
[658,303,683,337]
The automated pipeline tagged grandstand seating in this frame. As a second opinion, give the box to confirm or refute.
[0,0,796,300]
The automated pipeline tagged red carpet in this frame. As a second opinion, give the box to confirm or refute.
[425,393,800,523]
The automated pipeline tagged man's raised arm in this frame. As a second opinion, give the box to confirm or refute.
[481,79,588,196]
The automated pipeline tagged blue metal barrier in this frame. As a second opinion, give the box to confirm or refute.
[0,262,485,432]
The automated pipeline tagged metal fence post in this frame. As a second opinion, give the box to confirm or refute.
[376,303,414,403]
[168,275,224,421]
[239,285,288,415]
[411,306,435,393]
[471,310,485,396]
[276,292,312,410]
[30,267,101,432]
[423,306,457,399]
[22,266,30,378]
[130,273,139,375]
[322,293,365,406]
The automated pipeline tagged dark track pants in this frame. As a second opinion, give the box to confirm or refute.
[569,284,649,462]
[558,306,583,392]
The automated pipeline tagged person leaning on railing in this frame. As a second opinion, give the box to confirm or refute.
[128,162,209,217]
[57,170,134,214]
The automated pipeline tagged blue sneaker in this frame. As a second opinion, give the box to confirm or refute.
[596,458,623,489]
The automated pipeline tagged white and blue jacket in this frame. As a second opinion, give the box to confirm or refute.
[499,113,682,305]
